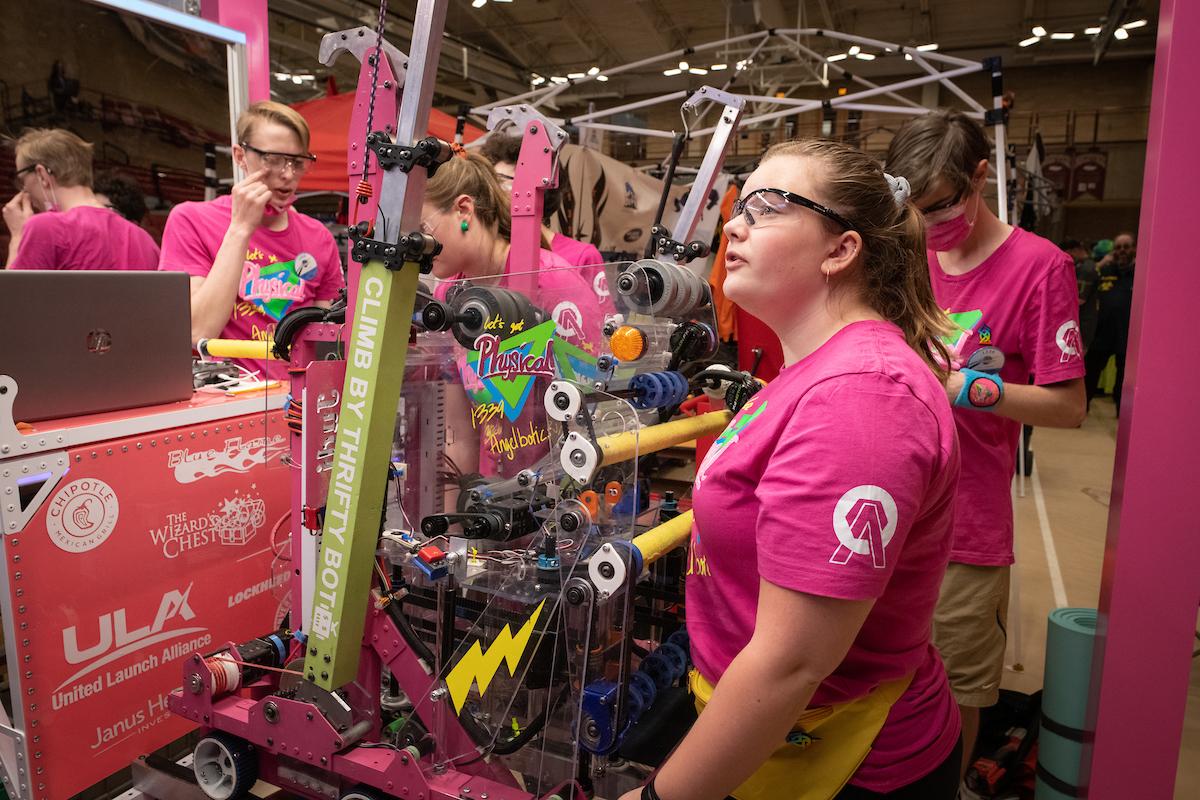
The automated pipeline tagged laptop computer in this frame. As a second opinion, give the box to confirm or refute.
[0,271,194,422]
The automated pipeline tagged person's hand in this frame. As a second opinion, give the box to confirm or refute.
[2,191,34,238]
[944,369,965,405]
[229,168,271,234]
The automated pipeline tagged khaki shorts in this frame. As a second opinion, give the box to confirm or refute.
[932,563,1010,708]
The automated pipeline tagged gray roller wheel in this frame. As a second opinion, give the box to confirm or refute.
[340,787,386,800]
[193,732,258,800]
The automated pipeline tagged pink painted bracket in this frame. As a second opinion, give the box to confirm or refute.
[487,107,570,295]
[317,27,408,328]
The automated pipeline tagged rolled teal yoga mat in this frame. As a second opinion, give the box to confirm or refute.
[1037,608,1098,799]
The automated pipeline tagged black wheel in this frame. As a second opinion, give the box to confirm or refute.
[192,732,258,800]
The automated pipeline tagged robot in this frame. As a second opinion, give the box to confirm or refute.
[175,3,758,797]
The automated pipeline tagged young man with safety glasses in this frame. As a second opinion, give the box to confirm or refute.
[3,128,158,270]
[158,101,344,379]
[886,110,1086,779]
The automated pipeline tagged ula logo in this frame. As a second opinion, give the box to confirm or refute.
[57,584,205,690]
[830,486,898,569]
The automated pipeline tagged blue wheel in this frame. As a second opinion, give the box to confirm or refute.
[193,732,258,800]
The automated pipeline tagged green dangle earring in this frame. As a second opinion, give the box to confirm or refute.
[460,219,469,233]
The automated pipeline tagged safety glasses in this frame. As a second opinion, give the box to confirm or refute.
[732,188,855,232]
[12,164,38,191]
[240,142,317,174]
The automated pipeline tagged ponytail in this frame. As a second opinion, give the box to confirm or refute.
[761,139,952,376]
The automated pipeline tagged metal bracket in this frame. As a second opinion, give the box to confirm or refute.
[680,86,746,114]
[0,450,69,536]
[318,26,408,87]
[348,223,441,274]
[984,108,1008,126]
[485,103,569,146]
[646,224,710,264]
[367,132,453,174]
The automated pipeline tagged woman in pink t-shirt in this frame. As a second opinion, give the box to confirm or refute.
[421,152,606,484]
[622,141,962,800]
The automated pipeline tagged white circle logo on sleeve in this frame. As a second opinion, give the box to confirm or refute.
[1056,320,1082,361]
[552,301,585,340]
[46,478,120,553]
[830,485,898,569]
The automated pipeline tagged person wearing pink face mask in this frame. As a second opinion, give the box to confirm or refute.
[885,110,1086,778]
[159,101,345,380]
[3,128,159,270]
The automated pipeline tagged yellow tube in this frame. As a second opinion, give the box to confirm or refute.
[632,510,694,568]
[198,338,279,360]
[596,410,731,465]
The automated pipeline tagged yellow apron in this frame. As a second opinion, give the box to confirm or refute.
[689,669,913,800]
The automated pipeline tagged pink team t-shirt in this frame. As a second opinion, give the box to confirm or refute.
[930,227,1084,565]
[9,206,159,270]
[158,195,345,379]
[551,233,608,301]
[687,320,961,792]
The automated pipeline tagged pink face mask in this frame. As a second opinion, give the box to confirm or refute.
[925,202,975,251]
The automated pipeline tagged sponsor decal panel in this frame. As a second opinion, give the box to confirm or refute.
[16,417,291,799]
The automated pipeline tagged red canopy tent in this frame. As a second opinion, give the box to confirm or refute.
[291,92,485,193]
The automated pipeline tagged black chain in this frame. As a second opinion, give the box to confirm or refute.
[362,0,389,183]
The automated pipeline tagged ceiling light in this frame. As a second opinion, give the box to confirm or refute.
[587,66,600,76]
[848,45,861,55]
[904,53,913,60]
[596,75,609,82]
[550,75,568,84]
[1019,36,1041,47]
[493,0,512,3]
[531,75,546,85]
[1051,32,1075,40]
[855,52,876,60]
[274,72,291,81]
[679,61,689,70]
[1084,26,1102,35]
[1032,25,1047,37]
[292,76,304,84]
[663,68,682,76]
[689,67,708,74]
[916,43,939,51]
[711,63,727,70]
[567,72,585,79]
[1122,18,1148,28]
[471,0,486,7]
[827,53,848,62]
[1114,27,1130,40]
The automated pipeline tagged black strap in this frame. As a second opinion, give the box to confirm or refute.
[1037,762,1089,797]
[1041,711,1095,743]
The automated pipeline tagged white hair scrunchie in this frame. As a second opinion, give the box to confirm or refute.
[884,173,911,208]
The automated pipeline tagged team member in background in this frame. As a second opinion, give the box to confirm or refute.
[1085,232,1136,415]
[159,101,344,380]
[1061,238,1099,353]
[481,134,605,269]
[623,139,962,800]
[3,128,158,270]
[93,170,149,225]
[885,110,1086,777]
[421,150,607,483]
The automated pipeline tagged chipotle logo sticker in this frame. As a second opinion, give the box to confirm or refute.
[46,478,120,553]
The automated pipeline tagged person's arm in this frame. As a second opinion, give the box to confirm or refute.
[188,169,271,343]
[946,373,1086,428]
[3,192,36,266]
[619,582,873,800]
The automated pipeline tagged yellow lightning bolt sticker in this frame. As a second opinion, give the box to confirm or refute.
[445,600,545,713]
